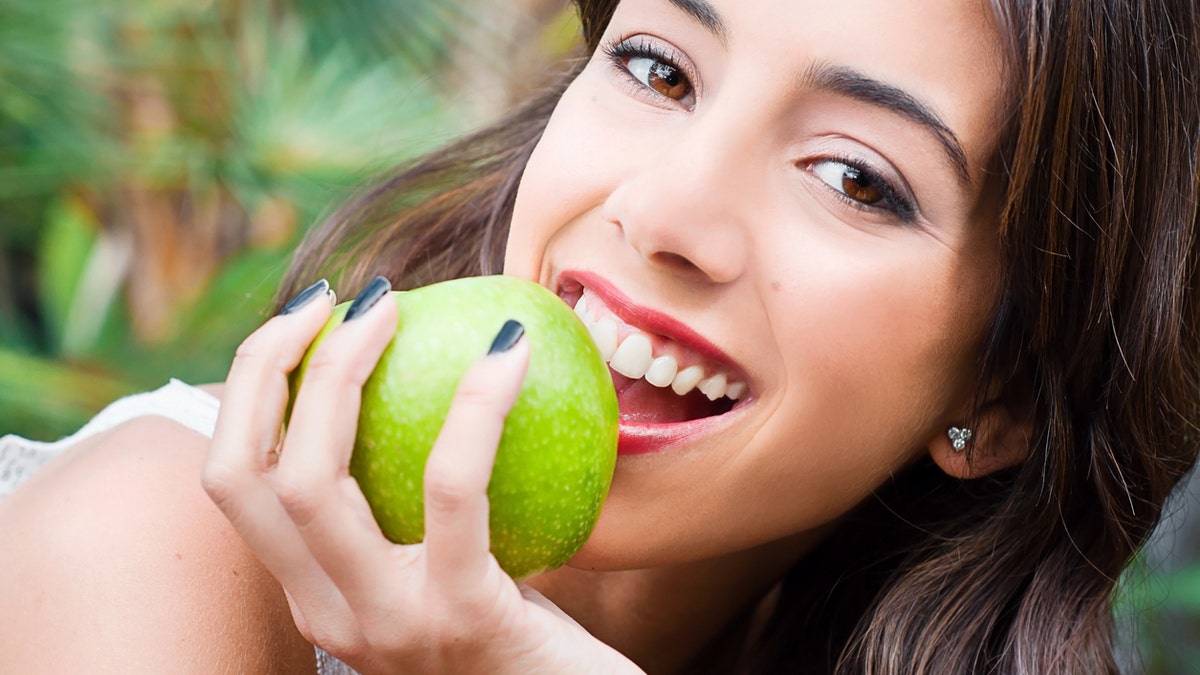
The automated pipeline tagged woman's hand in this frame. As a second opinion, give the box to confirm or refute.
[201,278,642,675]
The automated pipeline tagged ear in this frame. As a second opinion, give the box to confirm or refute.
[929,377,1034,480]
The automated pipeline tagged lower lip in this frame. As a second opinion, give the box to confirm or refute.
[617,415,731,455]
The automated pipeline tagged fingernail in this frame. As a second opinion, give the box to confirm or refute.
[278,279,331,316]
[488,319,525,354]
[344,275,392,321]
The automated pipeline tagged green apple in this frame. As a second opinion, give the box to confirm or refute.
[289,275,618,580]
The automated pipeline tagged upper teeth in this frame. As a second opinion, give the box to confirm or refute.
[572,290,746,402]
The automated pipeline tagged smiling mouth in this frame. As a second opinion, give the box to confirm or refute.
[558,275,751,434]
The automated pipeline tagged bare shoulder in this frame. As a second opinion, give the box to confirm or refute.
[0,415,314,673]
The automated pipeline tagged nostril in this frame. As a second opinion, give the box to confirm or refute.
[653,251,700,272]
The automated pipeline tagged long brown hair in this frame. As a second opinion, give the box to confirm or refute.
[279,1,1200,672]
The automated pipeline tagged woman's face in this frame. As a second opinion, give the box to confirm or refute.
[506,0,1008,569]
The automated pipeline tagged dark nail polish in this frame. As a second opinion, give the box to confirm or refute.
[278,279,330,316]
[344,275,392,321]
[488,319,526,354]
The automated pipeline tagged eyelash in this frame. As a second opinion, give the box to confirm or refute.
[807,156,920,224]
[600,35,696,108]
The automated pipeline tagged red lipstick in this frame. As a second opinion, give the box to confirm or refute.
[557,270,750,456]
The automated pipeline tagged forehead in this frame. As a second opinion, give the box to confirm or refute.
[608,0,1010,182]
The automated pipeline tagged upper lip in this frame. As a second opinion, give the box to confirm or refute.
[557,269,748,383]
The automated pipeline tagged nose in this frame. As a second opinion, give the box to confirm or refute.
[601,109,753,284]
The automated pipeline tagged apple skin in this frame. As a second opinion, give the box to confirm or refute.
[290,275,618,580]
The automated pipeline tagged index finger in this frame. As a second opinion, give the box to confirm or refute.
[208,279,335,479]
[202,280,356,617]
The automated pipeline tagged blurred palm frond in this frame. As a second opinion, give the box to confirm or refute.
[0,0,580,442]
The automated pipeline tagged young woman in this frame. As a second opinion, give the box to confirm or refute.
[1,0,1197,672]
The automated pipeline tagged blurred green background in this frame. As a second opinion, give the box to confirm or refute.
[0,0,578,440]
[0,0,1196,671]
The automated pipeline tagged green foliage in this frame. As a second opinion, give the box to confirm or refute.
[0,0,527,441]
[0,0,113,205]
[0,347,136,442]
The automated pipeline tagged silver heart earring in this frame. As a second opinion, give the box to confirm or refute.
[948,426,973,452]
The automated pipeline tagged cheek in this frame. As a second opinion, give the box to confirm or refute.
[505,67,627,279]
[667,297,967,562]
[504,140,562,281]
[775,248,992,457]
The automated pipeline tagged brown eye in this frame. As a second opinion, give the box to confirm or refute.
[626,56,695,106]
[646,61,690,100]
[808,158,918,222]
[840,166,884,205]
[812,160,886,206]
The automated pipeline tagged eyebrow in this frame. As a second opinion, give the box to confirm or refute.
[803,64,972,186]
[663,1,972,186]
[667,0,727,42]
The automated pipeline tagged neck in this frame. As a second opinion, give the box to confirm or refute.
[526,532,820,674]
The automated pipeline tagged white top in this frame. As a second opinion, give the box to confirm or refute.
[0,379,355,675]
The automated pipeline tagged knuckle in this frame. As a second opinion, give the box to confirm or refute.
[451,379,506,412]
[199,463,260,528]
[306,624,366,659]
[301,348,349,383]
[268,472,323,526]
[230,326,298,377]
[232,327,276,365]
[293,621,319,646]
[302,342,375,390]
[200,462,243,509]
[422,468,476,516]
